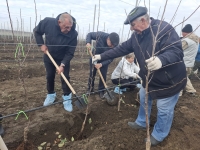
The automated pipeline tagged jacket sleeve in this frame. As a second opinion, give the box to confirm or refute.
[61,36,77,65]
[33,19,47,46]
[100,37,133,61]
[181,40,188,50]
[86,32,107,44]
[157,26,184,67]
[101,59,113,66]
[86,32,98,44]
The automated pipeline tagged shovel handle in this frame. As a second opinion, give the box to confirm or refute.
[87,49,108,88]
[0,136,8,150]
[46,51,76,95]
[97,69,108,88]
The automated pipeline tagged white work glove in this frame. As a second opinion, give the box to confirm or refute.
[145,56,162,71]
[92,55,101,64]
[193,69,198,74]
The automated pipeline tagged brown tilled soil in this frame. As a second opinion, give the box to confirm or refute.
[0,41,200,150]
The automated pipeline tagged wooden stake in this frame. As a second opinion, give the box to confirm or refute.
[96,0,101,32]
[93,5,96,32]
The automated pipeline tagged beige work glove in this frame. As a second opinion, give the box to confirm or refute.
[145,56,162,71]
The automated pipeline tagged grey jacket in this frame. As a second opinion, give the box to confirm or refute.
[111,57,140,79]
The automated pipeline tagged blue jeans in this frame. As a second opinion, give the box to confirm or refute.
[135,86,179,141]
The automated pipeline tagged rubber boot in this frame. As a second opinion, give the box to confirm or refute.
[62,93,73,112]
[43,93,56,106]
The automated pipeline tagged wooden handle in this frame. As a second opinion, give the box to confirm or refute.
[0,136,8,150]
[46,51,76,94]
[87,49,108,88]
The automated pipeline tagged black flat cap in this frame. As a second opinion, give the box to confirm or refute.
[182,24,193,33]
[124,6,148,25]
[109,32,119,47]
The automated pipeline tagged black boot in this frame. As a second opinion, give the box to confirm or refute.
[0,114,4,135]
[145,135,161,146]
[99,91,105,99]
[128,122,146,130]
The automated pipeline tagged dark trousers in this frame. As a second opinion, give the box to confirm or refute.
[112,78,136,90]
[88,58,109,91]
[44,60,71,95]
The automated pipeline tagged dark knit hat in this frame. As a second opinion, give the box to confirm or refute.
[182,24,193,33]
[109,32,119,47]
[124,6,148,24]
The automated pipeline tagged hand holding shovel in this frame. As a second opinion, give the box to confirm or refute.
[46,51,87,109]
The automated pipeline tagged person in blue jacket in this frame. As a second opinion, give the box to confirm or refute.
[92,6,187,146]
[193,38,200,76]
[86,32,119,99]
[34,12,78,112]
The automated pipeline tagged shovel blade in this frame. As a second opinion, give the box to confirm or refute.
[104,90,118,106]
[74,98,87,109]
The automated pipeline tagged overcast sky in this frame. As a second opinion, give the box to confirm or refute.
[0,0,200,41]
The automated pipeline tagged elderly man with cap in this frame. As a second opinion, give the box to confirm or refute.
[86,32,119,99]
[92,6,186,145]
[180,24,199,96]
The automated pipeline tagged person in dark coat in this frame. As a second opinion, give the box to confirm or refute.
[86,32,119,99]
[92,6,187,145]
[34,12,78,112]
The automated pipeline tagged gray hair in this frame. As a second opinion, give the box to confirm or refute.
[59,13,73,24]
[136,14,150,23]
[125,53,135,59]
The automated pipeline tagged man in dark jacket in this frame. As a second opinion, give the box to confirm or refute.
[34,13,78,112]
[86,32,119,99]
[92,7,187,145]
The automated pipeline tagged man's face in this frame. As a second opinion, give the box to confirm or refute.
[130,18,146,34]
[107,38,114,48]
[58,19,72,34]
[182,32,188,37]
